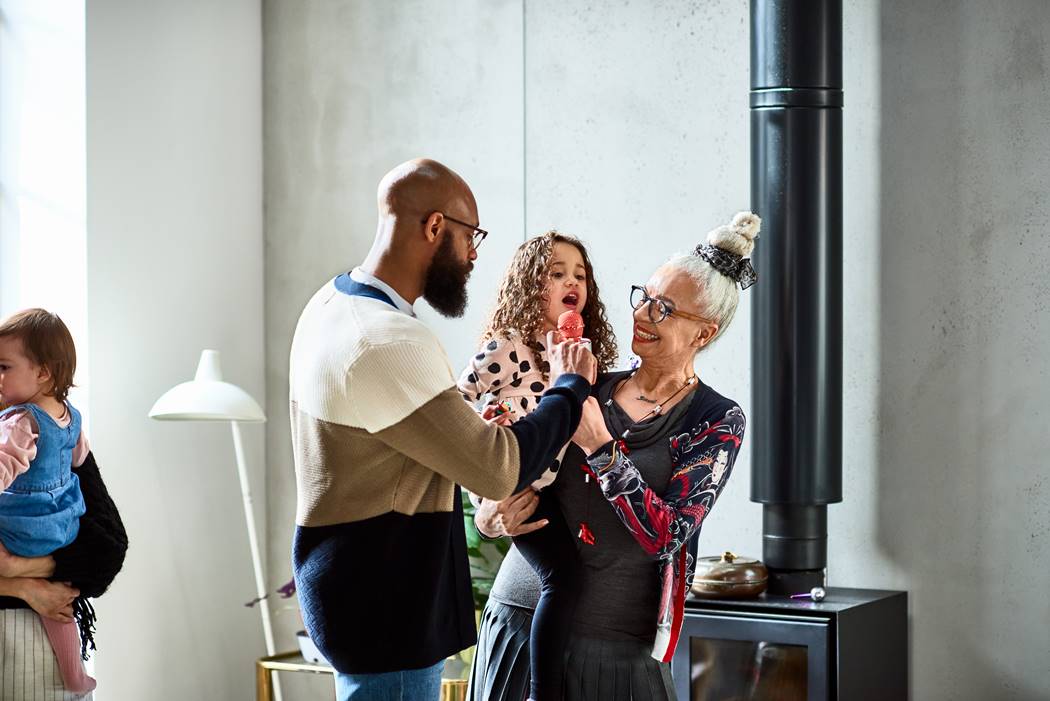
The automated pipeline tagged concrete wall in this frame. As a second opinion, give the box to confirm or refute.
[263,1,1050,699]
[863,2,1050,698]
[87,1,266,698]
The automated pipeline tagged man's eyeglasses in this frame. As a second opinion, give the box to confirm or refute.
[630,285,713,324]
[425,213,488,251]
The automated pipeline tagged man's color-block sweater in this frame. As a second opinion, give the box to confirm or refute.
[289,274,589,674]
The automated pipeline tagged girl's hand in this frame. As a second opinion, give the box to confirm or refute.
[15,578,78,623]
[572,397,614,455]
[481,402,512,427]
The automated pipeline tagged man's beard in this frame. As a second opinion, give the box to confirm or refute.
[423,234,471,318]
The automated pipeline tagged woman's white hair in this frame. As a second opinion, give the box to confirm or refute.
[664,211,760,348]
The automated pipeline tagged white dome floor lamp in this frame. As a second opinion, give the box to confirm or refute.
[149,350,283,701]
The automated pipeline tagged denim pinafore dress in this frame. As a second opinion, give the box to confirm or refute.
[0,403,86,557]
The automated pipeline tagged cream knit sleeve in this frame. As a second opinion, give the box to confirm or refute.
[347,340,456,433]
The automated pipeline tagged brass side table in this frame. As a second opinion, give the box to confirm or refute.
[256,651,468,701]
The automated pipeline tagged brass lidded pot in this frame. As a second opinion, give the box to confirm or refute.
[690,551,768,599]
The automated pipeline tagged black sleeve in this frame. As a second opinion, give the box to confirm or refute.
[507,374,590,492]
[50,452,129,598]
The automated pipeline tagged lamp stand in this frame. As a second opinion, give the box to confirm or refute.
[231,421,283,701]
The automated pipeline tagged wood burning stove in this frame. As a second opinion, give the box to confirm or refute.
[673,589,907,700]
[668,1,909,698]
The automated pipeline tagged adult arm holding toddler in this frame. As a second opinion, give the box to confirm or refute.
[0,577,78,623]
[0,450,128,612]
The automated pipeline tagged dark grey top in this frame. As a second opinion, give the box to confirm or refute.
[489,374,693,642]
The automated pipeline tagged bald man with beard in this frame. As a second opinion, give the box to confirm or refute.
[288,159,595,700]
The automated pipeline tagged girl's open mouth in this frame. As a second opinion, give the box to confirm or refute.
[562,292,579,308]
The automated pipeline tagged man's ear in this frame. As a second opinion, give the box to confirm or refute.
[422,212,444,244]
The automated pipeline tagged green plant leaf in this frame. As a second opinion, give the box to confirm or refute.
[460,486,509,613]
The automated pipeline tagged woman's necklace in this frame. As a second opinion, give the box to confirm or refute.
[577,371,698,546]
[605,371,699,440]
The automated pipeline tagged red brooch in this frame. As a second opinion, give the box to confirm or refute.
[577,522,596,545]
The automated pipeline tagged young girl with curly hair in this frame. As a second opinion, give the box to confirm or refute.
[458,231,617,701]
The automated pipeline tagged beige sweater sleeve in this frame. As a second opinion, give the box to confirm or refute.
[374,387,522,501]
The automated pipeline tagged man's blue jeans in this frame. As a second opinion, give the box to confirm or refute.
[335,659,445,701]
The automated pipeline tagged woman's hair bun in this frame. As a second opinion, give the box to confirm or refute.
[706,211,761,257]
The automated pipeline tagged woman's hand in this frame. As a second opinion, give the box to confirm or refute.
[0,541,57,578]
[475,488,547,538]
[573,397,614,455]
[12,578,78,623]
[547,331,597,385]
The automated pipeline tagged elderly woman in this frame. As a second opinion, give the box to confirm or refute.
[468,213,760,701]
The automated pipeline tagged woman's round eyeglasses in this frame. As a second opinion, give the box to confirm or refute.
[630,285,713,324]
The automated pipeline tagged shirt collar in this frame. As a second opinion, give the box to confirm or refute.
[349,268,416,317]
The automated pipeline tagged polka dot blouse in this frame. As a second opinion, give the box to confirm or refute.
[457,333,563,489]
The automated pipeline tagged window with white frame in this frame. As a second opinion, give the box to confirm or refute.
[0,0,89,416]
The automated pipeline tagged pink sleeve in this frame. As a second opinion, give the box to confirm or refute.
[0,411,38,490]
[72,430,90,468]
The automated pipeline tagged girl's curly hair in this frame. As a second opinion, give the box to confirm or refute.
[481,231,618,378]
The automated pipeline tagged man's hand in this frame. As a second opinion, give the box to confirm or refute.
[547,331,597,385]
[14,578,78,623]
[475,488,547,538]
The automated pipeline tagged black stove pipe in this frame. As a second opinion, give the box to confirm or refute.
[750,0,843,594]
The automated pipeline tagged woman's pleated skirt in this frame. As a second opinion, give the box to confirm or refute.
[468,600,676,701]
